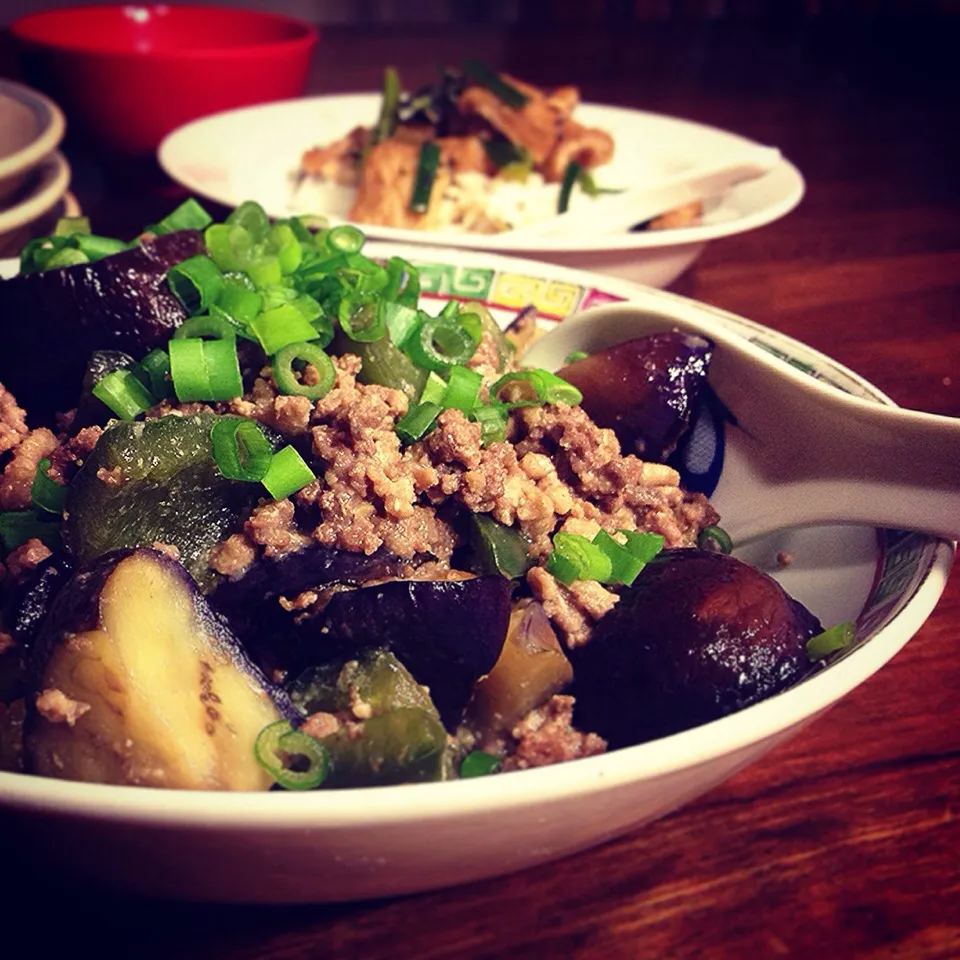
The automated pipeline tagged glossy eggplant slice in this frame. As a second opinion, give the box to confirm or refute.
[23,548,291,790]
[63,414,263,590]
[300,576,513,730]
[570,548,823,747]
[0,230,203,421]
[555,331,712,461]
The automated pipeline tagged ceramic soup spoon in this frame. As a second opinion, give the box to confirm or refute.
[522,297,960,544]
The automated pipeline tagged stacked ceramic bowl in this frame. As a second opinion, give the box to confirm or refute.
[0,78,70,258]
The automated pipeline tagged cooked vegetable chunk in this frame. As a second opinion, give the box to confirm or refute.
[0,230,203,420]
[467,599,573,739]
[556,331,713,461]
[303,576,512,729]
[24,548,287,789]
[570,549,823,747]
[64,414,264,589]
[292,650,449,787]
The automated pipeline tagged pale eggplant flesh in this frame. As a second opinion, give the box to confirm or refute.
[23,548,292,790]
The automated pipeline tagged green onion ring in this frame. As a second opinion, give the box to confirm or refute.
[273,342,336,401]
[210,418,273,482]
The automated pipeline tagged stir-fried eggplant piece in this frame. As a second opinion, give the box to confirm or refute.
[467,599,572,740]
[570,549,823,748]
[207,544,410,675]
[297,576,512,730]
[23,548,292,790]
[63,414,264,590]
[292,650,449,787]
[555,331,713,461]
[0,230,202,421]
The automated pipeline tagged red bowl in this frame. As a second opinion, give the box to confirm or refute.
[10,4,318,156]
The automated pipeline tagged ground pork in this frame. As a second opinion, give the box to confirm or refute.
[0,427,58,510]
[502,695,607,770]
[0,384,29,454]
[245,498,311,558]
[46,425,102,484]
[4,538,52,579]
[34,688,91,726]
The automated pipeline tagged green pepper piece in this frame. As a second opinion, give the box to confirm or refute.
[470,514,532,579]
[332,327,427,400]
[63,414,268,590]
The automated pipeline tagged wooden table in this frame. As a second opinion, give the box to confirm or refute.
[5,15,960,959]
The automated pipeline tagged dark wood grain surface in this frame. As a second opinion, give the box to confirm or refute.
[4,15,959,960]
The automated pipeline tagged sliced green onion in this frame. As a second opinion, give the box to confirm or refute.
[327,224,365,254]
[226,200,271,243]
[0,510,61,552]
[250,304,321,356]
[254,719,329,790]
[592,529,644,586]
[490,369,582,408]
[168,255,224,315]
[201,337,244,400]
[409,140,441,213]
[31,458,64,515]
[168,337,211,402]
[174,313,237,341]
[406,315,477,372]
[140,348,174,400]
[558,160,583,215]
[217,279,263,327]
[419,371,448,406]
[74,234,128,260]
[148,198,213,235]
[371,65,401,145]
[395,401,442,444]
[471,403,507,445]
[483,138,530,170]
[697,524,733,554]
[204,222,254,272]
[385,256,420,307]
[470,514,530,579]
[340,299,387,343]
[92,369,155,420]
[273,342,336,401]
[245,255,283,289]
[441,364,482,413]
[268,223,302,275]
[459,749,501,778]
[806,621,855,662]
[262,445,316,500]
[53,215,91,237]
[546,533,613,586]
[619,530,664,563]
[210,418,273,482]
[462,59,529,109]
[44,247,88,269]
[564,350,589,364]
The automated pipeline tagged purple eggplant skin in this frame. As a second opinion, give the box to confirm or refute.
[297,576,513,730]
[207,544,410,675]
[23,547,297,789]
[0,230,203,422]
[555,331,713,462]
[569,549,823,749]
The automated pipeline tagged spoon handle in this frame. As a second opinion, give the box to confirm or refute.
[709,351,960,542]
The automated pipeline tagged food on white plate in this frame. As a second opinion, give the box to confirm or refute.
[298,62,703,235]
[0,200,847,791]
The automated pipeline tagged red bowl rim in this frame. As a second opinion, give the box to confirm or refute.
[9,4,318,61]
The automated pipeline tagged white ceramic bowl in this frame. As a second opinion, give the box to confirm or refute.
[158,94,805,288]
[0,245,950,903]
[0,79,65,206]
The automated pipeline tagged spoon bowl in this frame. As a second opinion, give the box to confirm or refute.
[523,298,960,544]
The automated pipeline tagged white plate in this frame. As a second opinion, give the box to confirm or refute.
[0,244,949,903]
[158,94,805,287]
